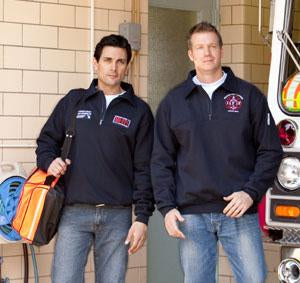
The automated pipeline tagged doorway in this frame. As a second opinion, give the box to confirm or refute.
[147,1,219,282]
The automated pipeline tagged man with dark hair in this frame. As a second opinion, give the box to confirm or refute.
[36,34,154,283]
[151,21,282,283]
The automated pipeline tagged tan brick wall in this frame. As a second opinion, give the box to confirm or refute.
[219,1,283,282]
[0,0,148,282]
[220,0,271,93]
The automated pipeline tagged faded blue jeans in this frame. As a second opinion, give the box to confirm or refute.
[52,204,132,283]
[179,213,267,283]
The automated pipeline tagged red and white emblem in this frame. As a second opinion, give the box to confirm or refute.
[224,94,244,113]
[113,115,131,128]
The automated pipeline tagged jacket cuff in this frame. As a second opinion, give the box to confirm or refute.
[46,158,54,171]
[135,214,149,225]
[159,206,176,218]
[37,157,55,172]
[243,187,259,202]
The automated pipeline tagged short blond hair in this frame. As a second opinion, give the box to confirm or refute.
[187,22,223,49]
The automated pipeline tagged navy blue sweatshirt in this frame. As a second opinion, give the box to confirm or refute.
[151,67,283,217]
[36,79,155,224]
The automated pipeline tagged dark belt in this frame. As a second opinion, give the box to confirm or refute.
[95,203,132,209]
[71,203,132,209]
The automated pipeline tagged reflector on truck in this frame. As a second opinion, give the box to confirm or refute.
[282,72,300,112]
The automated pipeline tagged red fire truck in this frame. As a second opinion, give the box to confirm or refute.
[261,0,300,282]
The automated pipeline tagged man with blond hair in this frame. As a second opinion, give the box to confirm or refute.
[151,22,282,283]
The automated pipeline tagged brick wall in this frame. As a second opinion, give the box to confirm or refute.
[0,0,148,282]
[220,0,271,94]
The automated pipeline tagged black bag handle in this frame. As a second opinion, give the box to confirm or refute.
[45,175,55,186]
[61,94,84,161]
[45,94,85,186]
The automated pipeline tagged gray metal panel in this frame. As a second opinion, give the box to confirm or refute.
[147,211,183,283]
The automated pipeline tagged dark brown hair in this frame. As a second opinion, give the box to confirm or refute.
[94,34,132,63]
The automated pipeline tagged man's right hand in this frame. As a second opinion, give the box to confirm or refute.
[47,157,71,177]
[164,208,185,239]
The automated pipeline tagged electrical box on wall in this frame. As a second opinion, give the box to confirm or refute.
[119,22,141,51]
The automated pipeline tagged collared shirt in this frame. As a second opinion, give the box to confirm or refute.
[192,72,227,99]
[105,91,126,108]
[36,79,155,224]
[151,67,283,217]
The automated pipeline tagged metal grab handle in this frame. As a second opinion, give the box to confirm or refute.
[277,31,300,72]
[285,32,300,58]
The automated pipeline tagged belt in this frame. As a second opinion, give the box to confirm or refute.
[95,203,132,209]
[70,203,131,209]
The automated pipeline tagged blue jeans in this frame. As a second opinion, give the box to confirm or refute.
[52,204,132,283]
[179,213,267,283]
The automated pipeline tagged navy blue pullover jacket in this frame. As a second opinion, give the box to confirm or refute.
[151,67,283,217]
[36,79,155,224]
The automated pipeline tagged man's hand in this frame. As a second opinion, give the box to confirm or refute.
[47,157,71,177]
[125,221,147,255]
[164,209,185,239]
[223,191,253,218]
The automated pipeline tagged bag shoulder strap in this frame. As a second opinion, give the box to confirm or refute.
[60,93,85,161]
[45,93,85,186]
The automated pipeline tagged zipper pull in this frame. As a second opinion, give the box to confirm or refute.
[100,119,103,125]
[209,114,212,120]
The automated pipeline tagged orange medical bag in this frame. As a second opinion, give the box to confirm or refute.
[12,170,63,245]
[12,94,82,245]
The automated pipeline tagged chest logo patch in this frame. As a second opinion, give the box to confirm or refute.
[224,94,244,113]
[76,110,92,119]
[113,115,131,128]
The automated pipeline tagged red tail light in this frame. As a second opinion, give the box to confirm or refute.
[277,119,297,147]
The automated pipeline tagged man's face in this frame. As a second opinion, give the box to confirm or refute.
[93,46,128,89]
[188,32,223,75]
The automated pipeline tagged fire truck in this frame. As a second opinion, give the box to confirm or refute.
[261,0,300,282]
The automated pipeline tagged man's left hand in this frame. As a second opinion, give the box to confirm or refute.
[125,221,147,255]
[223,191,253,218]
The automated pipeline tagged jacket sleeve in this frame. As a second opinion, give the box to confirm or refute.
[36,96,67,172]
[243,87,283,202]
[151,99,178,217]
[133,105,155,225]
